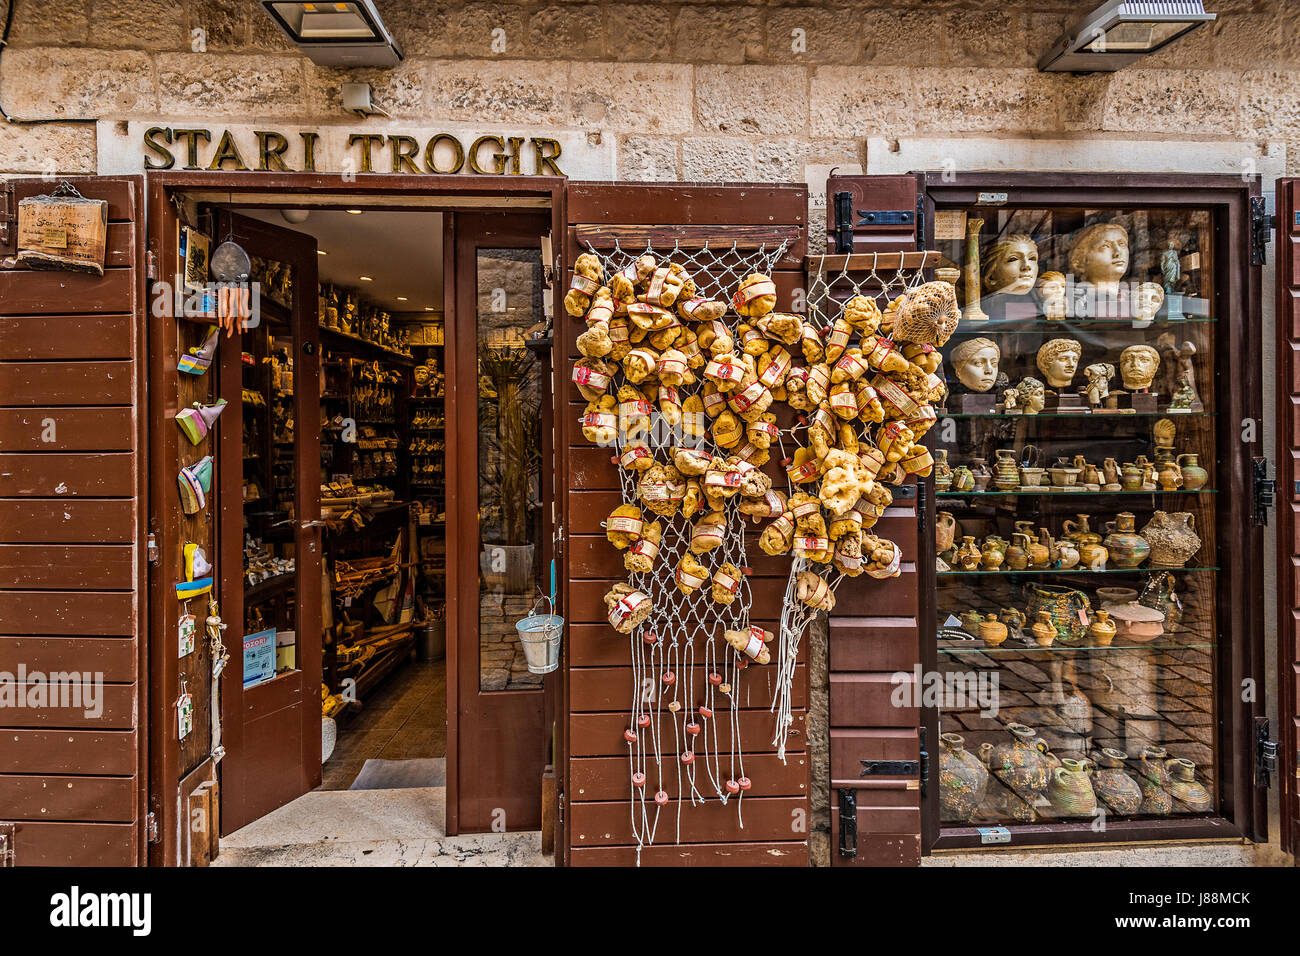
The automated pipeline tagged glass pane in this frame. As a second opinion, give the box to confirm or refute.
[476,248,545,692]
[1087,21,1194,53]
[933,206,1219,828]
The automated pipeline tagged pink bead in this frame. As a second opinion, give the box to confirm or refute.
[637,714,651,728]
[699,706,713,719]
[632,772,646,788]
[623,729,637,743]
[686,722,701,736]
[654,790,669,806]
[725,779,740,794]
[662,670,676,685]
[681,751,695,765]
[643,631,659,644]
[736,658,749,670]
[738,776,752,791]
[708,673,723,686]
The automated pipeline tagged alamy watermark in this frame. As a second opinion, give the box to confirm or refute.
[890,666,1000,719]
[0,666,103,719]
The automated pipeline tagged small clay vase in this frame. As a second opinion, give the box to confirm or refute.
[939,733,990,823]
[1165,757,1213,813]
[951,465,975,493]
[1005,534,1030,571]
[959,610,984,636]
[1136,747,1174,816]
[1078,541,1109,570]
[980,539,1006,571]
[955,535,982,572]
[1092,748,1143,815]
[936,510,958,554]
[971,457,993,493]
[1055,538,1081,570]
[979,613,1008,647]
[1031,611,1057,647]
[1157,460,1183,491]
[1088,608,1116,646]
[1101,457,1122,492]
[1047,757,1097,818]
[993,449,1019,491]
[1177,453,1208,492]
[934,449,953,492]
[1120,462,1143,491]
[1103,512,1150,569]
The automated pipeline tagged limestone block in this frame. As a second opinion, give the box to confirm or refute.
[302,62,428,119]
[0,48,156,118]
[763,6,864,65]
[681,136,755,180]
[696,65,808,135]
[606,4,675,61]
[90,0,186,50]
[1239,70,1300,139]
[909,68,1067,134]
[447,4,528,59]
[0,123,96,174]
[525,4,604,61]
[859,8,949,67]
[7,0,90,46]
[156,53,305,115]
[945,10,1026,67]
[673,6,763,65]
[617,135,680,181]
[1100,69,1242,135]
[426,61,569,125]
[569,63,693,132]
[809,66,917,138]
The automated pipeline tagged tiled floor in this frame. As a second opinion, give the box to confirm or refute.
[321,659,447,791]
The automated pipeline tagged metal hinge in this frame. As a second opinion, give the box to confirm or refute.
[859,759,920,776]
[919,726,930,799]
[1253,457,1275,527]
[1256,718,1277,789]
[915,191,926,251]
[146,248,158,281]
[837,788,857,859]
[856,209,913,227]
[0,823,14,866]
[0,181,13,249]
[146,811,160,844]
[833,191,853,253]
[556,792,564,828]
[1250,195,1272,266]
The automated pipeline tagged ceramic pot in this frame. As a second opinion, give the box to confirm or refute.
[1157,460,1183,491]
[936,511,958,554]
[1019,466,1046,489]
[934,449,953,492]
[1014,522,1050,569]
[980,539,1006,570]
[1101,457,1122,492]
[979,613,1008,647]
[1047,757,1097,817]
[1049,466,1081,488]
[1023,583,1090,644]
[1103,512,1150,569]
[1004,534,1030,571]
[971,457,993,493]
[951,465,975,493]
[1165,757,1213,813]
[1177,453,1208,491]
[955,535,982,572]
[993,449,1019,491]
[1088,608,1117,646]
[988,723,1052,808]
[1091,748,1143,815]
[1062,514,1103,547]
[959,610,984,636]
[939,733,990,823]
[1107,602,1165,642]
[1120,462,1143,491]
[1078,541,1109,571]
[1139,572,1183,630]
[1055,539,1081,570]
[1030,610,1057,647]
[1140,511,1200,569]
[1136,747,1174,816]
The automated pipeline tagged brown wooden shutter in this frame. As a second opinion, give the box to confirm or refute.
[1277,176,1300,858]
[822,174,926,866]
[561,182,810,866]
[0,176,148,865]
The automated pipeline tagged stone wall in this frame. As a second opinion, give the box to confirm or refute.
[1,0,1298,195]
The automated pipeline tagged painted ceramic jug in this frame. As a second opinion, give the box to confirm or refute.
[1140,511,1200,569]
[1103,512,1150,569]
[1088,608,1116,646]
[955,535,982,571]
[1136,746,1174,816]
[988,723,1053,808]
[980,539,1006,570]
[1166,757,1213,813]
[934,449,953,492]
[1005,534,1030,571]
[939,733,990,823]
[979,613,1008,647]
[1091,748,1143,815]
[1047,757,1097,818]
[993,449,1020,491]
[1023,583,1090,644]
[935,511,958,554]
[1177,453,1208,491]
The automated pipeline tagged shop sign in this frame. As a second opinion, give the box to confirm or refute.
[96,121,616,179]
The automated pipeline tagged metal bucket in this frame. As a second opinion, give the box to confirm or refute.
[515,599,563,674]
[417,620,446,661]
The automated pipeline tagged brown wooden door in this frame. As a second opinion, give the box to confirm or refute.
[822,174,928,866]
[1277,176,1300,858]
[448,212,551,833]
[0,176,149,865]
[210,211,323,835]
[560,183,811,866]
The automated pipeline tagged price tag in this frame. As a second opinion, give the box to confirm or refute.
[178,612,196,658]
[933,210,967,240]
[177,690,194,741]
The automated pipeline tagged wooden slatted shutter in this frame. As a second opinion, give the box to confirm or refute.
[822,174,927,866]
[561,182,811,866]
[0,176,148,865]
[1277,176,1300,859]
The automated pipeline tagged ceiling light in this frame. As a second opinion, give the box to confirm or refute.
[346,209,362,215]
[1039,1,1215,73]
[359,275,373,281]
[424,307,434,312]
[317,249,327,256]
[396,296,407,301]
[260,1,403,67]
[281,208,310,224]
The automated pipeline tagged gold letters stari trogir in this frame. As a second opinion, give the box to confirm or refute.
[142,127,564,176]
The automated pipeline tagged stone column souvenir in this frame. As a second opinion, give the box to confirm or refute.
[962,217,989,322]
[1119,344,1160,413]
[1037,271,1068,320]
[947,336,1000,413]
[1069,221,1131,316]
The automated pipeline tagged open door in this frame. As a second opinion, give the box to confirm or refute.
[210,210,323,835]
[1277,176,1299,858]
[447,212,552,833]
[0,176,149,865]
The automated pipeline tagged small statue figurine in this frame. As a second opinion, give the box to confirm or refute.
[963,218,989,322]
[1002,386,1021,414]
[1037,271,1068,321]
[1015,377,1046,416]
[1161,240,1181,294]
[1168,341,1204,412]
[1084,362,1115,408]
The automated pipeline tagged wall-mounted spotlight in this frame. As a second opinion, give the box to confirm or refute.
[260,2,403,67]
[1039,1,1215,73]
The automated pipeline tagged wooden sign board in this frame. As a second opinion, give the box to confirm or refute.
[17,193,109,275]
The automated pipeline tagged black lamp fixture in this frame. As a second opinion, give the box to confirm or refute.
[260,1,403,67]
[1039,1,1216,73]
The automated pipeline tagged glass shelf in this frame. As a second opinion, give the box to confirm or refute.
[938,637,1217,655]
[938,489,1217,498]
[953,316,1215,334]
[942,410,1215,420]
[937,566,1218,577]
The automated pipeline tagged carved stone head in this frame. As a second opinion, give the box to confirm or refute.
[1120,345,1160,391]
[1035,338,1083,389]
[948,336,1000,392]
[981,234,1040,296]
[1069,222,1130,288]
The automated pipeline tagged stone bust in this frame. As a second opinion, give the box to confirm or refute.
[1069,222,1131,293]
[981,234,1040,296]
[948,337,1000,392]
[1035,338,1082,389]
[1037,271,1068,320]
[1134,281,1165,327]
[1015,377,1046,415]
[1120,344,1161,391]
